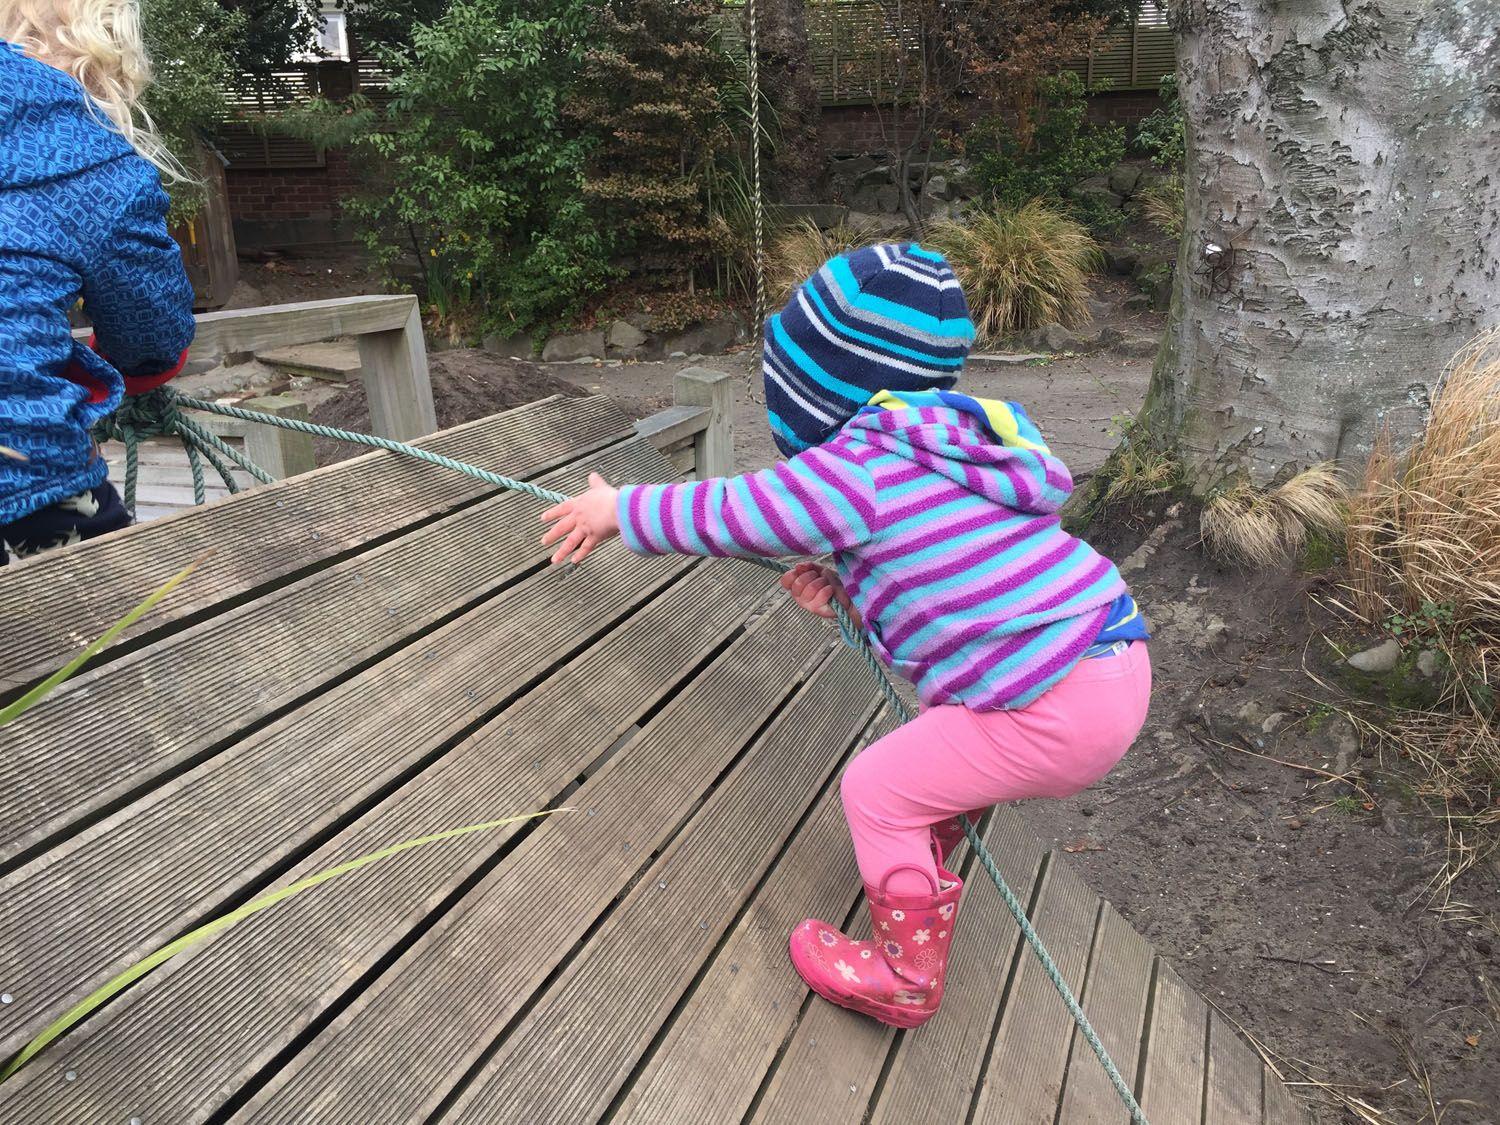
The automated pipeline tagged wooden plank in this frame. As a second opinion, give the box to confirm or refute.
[239,598,828,1124]
[443,652,883,1125]
[971,856,1102,1124]
[634,404,709,450]
[869,807,1050,1124]
[747,893,896,1125]
[0,436,665,867]
[1055,904,1156,1124]
[674,367,735,478]
[1261,1065,1310,1125]
[0,516,703,1062]
[1205,1011,1264,1125]
[0,559,783,1123]
[357,297,437,440]
[187,295,416,360]
[0,394,631,692]
[612,713,899,1125]
[1140,961,1209,1125]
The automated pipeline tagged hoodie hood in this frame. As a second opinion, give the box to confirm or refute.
[1,43,136,188]
[843,390,1075,515]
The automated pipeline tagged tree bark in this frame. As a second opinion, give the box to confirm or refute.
[746,0,826,202]
[1142,0,1500,488]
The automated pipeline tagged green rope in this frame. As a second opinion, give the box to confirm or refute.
[107,387,1145,1122]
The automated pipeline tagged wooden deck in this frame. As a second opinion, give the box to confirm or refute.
[0,396,1309,1124]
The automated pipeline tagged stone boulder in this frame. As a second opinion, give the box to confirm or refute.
[1070,174,1124,212]
[845,212,912,239]
[1102,245,1140,276]
[660,311,743,358]
[541,328,605,363]
[774,203,850,231]
[1107,164,1143,197]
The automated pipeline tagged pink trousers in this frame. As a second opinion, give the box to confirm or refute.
[841,643,1152,895]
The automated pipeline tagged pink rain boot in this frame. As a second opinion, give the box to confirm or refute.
[789,863,963,1029]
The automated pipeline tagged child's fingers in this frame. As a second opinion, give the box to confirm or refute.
[540,498,573,524]
[588,471,609,490]
[570,535,599,565]
[550,527,587,565]
[540,513,576,547]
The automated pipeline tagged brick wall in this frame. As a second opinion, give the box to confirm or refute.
[225,91,1163,248]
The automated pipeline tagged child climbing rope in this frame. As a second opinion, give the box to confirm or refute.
[541,244,1151,1029]
[0,1,195,564]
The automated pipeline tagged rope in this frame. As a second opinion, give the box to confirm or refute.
[744,0,768,332]
[95,390,275,515]
[112,387,1144,1121]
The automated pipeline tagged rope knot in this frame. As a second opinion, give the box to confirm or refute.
[94,388,183,446]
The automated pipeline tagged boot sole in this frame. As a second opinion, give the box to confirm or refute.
[788,935,935,1030]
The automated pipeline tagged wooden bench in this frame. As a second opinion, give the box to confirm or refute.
[0,394,1308,1122]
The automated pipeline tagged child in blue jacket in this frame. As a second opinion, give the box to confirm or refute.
[1,2,196,564]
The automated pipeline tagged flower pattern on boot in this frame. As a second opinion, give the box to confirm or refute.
[788,863,964,1030]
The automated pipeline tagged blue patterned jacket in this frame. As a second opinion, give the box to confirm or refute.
[1,42,195,523]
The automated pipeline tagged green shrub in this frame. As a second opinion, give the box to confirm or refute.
[1133,74,1185,167]
[926,200,1100,342]
[968,73,1126,208]
[286,0,611,338]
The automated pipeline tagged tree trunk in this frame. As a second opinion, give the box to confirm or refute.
[747,0,826,202]
[1142,0,1500,489]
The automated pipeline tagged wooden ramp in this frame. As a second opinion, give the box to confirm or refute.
[0,397,1308,1124]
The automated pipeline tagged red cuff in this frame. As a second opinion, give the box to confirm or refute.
[60,335,108,403]
[122,348,190,396]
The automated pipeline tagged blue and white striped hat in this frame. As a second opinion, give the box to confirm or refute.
[763,243,976,456]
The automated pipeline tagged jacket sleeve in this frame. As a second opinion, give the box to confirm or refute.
[616,442,877,559]
[79,169,195,390]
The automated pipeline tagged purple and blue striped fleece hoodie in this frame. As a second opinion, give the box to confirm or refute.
[617,401,1128,712]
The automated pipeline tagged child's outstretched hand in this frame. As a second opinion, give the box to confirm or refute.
[540,472,620,565]
[780,562,862,629]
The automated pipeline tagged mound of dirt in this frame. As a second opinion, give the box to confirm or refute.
[310,348,590,465]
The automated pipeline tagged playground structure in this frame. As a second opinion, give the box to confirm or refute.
[0,298,1310,1123]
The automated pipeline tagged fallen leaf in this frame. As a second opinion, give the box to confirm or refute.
[1465,1032,1481,1047]
[1063,837,1104,854]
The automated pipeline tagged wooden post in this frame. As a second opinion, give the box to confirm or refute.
[357,295,438,441]
[673,367,735,479]
[240,394,317,480]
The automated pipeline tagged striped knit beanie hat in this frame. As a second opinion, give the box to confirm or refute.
[763,242,976,456]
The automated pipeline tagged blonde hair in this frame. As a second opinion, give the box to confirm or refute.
[2,0,181,177]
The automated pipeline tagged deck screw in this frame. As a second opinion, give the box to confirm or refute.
[699,920,708,930]
[658,881,668,890]
[64,1070,77,1082]
[0,993,11,1004]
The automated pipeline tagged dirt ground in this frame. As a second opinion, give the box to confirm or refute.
[1053,508,1500,1124]
[309,349,587,465]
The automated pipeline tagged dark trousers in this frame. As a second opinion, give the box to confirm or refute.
[0,482,130,565]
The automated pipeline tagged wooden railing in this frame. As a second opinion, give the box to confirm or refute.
[102,296,736,485]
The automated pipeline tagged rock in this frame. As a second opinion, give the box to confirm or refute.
[1234,699,1268,729]
[924,202,952,224]
[923,174,951,201]
[1103,245,1140,276]
[660,311,741,357]
[541,329,605,363]
[1088,326,1124,350]
[1113,334,1161,359]
[947,163,980,198]
[856,165,895,189]
[607,319,648,351]
[1147,272,1174,311]
[1331,719,1360,773]
[1205,617,1231,649]
[1121,292,1153,312]
[1262,712,1289,734]
[1345,638,1401,674]
[873,184,903,213]
[1132,252,1172,280]
[844,211,911,239]
[1134,169,1173,195]
[1071,175,1124,211]
[774,203,850,231]
[480,331,529,358]
[848,184,882,212]
[1416,649,1445,679]
[829,155,878,180]
[1108,164,1143,197]
[1021,323,1081,353]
